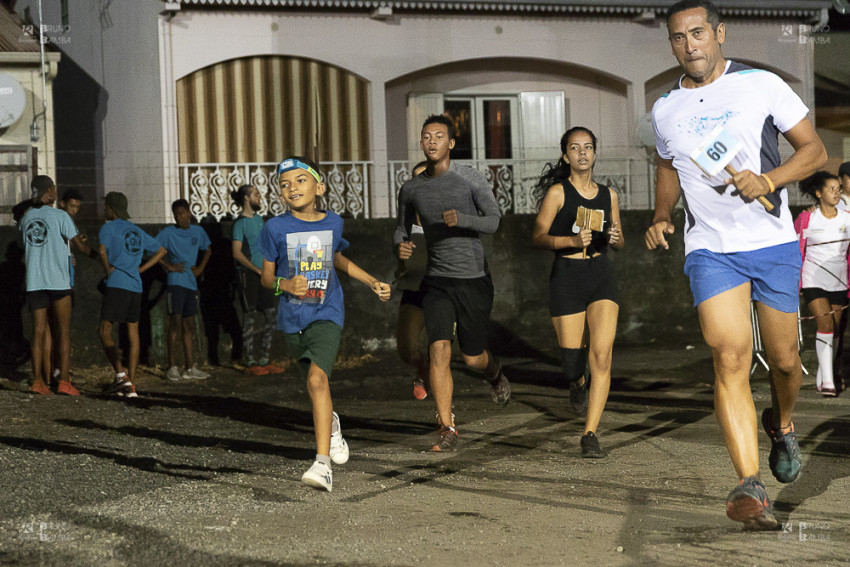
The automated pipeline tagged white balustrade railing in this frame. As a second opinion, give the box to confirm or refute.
[181,158,811,221]
[179,161,372,221]
[388,157,653,215]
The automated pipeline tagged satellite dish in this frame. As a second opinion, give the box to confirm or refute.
[0,73,26,129]
[636,112,657,148]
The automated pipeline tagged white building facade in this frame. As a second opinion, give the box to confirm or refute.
[13,0,832,222]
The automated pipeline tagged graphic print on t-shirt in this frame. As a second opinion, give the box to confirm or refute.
[25,219,49,246]
[124,230,142,255]
[286,230,334,305]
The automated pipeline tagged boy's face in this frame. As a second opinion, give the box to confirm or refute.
[420,123,455,163]
[62,198,81,218]
[104,203,116,221]
[278,169,324,210]
[173,206,191,229]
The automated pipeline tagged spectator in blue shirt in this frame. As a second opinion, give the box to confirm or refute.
[19,175,85,395]
[232,184,282,375]
[98,192,167,397]
[156,199,212,381]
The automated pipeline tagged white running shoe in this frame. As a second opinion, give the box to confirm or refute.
[166,366,183,381]
[330,412,350,465]
[182,365,210,380]
[301,461,333,492]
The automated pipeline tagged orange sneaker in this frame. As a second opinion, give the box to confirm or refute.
[29,380,53,396]
[413,376,428,400]
[56,380,80,396]
[246,365,270,376]
[261,363,285,375]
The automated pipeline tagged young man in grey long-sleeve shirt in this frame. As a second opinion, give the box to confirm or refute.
[394,114,512,452]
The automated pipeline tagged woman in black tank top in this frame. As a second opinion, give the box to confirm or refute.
[531,126,625,459]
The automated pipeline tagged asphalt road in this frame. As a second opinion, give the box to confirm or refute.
[0,344,847,566]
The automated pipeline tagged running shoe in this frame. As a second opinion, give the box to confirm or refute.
[570,376,589,416]
[103,377,131,396]
[330,412,350,465]
[413,376,428,400]
[123,383,138,398]
[819,384,838,397]
[489,367,511,407]
[261,363,286,375]
[761,408,802,484]
[29,380,53,396]
[430,426,458,452]
[166,366,183,381]
[580,431,606,458]
[182,365,210,380]
[301,460,333,492]
[245,365,270,376]
[56,380,80,396]
[725,475,778,530]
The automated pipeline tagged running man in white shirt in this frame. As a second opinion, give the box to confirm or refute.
[644,0,827,530]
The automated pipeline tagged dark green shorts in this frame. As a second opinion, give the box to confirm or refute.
[285,320,342,378]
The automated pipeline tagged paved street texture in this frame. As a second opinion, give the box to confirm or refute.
[0,344,847,566]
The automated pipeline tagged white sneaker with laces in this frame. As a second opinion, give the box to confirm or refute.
[182,365,210,380]
[330,412,349,465]
[166,366,183,381]
[301,461,333,492]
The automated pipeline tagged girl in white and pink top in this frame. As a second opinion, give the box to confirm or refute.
[794,171,849,396]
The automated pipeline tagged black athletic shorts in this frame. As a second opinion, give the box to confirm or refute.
[421,274,493,356]
[400,288,425,309]
[802,287,849,306]
[101,287,142,324]
[167,285,199,317]
[27,289,72,311]
[549,255,618,317]
[238,269,277,312]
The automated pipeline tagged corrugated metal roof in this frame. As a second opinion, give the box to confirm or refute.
[170,0,832,19]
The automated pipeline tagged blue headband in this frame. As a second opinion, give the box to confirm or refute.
[277,159,321,183]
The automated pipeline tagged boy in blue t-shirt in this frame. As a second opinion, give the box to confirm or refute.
[156,199,212,381]
[98,192,167,397]
[19,175,85,396]
[259,156,391,492]
[48,188,99,386]
[231,184,282,375]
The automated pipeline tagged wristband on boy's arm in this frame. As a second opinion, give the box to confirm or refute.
[275,277,284,296]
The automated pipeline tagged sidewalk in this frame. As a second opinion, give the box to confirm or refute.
[0,344,847,565]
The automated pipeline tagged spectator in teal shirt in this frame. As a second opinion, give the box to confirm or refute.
[156,199,212,381]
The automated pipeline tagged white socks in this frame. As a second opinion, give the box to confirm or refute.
[816,332,834,390]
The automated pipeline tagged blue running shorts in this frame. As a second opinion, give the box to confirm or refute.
[683,241,801,313]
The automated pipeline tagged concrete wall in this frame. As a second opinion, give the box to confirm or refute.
[0,209,708,372]
[14,0,167,223]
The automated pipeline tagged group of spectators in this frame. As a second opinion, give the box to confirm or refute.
[13,177,285,398]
